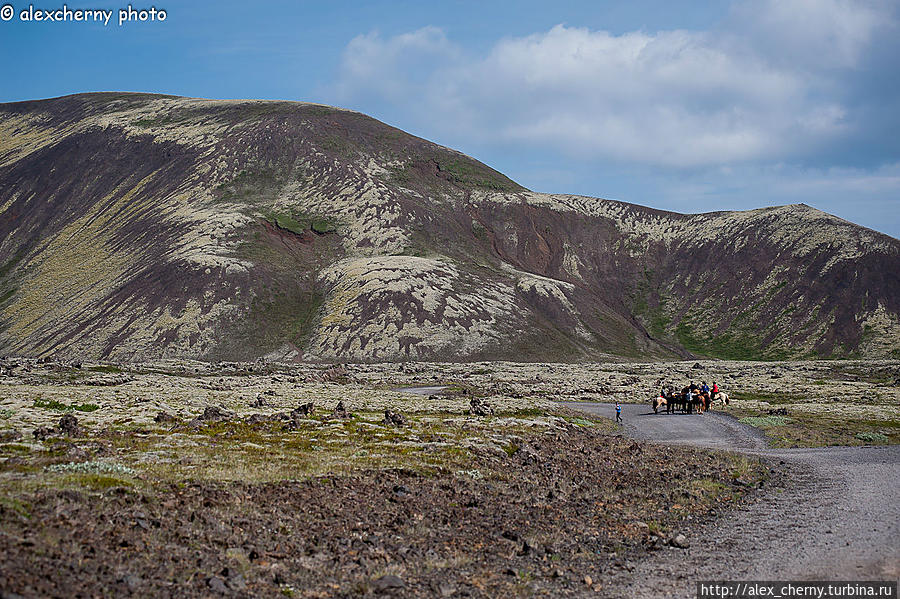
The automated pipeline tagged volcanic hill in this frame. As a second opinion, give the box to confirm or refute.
[0,93,898,362]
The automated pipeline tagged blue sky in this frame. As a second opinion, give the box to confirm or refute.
[2,0,898,238]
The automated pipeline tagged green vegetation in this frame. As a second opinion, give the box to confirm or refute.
[385,154,522,193]
[631,283,672,341]
[33,398,100,412]
[46,460,136,476]
[0,247,28,308]
[131,114,180,128]
[434,157,521,191]
[214,168,289,204]
[739,415,792,427]
[87,364,123,374]
[732,406,899,448]
[674,311,790,361]
[264,209,339,237]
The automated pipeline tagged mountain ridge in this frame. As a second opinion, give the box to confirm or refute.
[1,92,898,362]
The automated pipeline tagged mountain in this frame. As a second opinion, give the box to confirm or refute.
[1,93,898,362]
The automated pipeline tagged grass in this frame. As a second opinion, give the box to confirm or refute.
[739,415,793,427]
[33,398,100,412]
[0,495,32,519]
[732,406,900,447]
[86,365,123,374]
[264,209,339,237]
[675,317,771,361]
[101,412,502,485]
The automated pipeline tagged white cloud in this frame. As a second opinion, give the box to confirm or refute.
[329,0,894,169]
[727,0,887,69]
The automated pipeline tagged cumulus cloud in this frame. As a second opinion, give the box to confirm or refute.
[329,0,895,169]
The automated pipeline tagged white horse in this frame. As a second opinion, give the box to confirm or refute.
[652,395,667,414]
[714,392,730,408]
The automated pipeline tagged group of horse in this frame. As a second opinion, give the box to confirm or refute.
[651,386,730,414]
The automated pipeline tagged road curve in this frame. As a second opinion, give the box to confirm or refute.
[559,401,900,598]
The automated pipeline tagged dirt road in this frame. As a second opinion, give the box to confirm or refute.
[560,402,900,597]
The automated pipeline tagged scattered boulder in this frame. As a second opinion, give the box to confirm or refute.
[670,533,690,548]
[154,411,177,424]
[292,402,315,418]
[84,374,130,387]
[245,413,284,425]
[251,394,266,408]
[469,396,493,417]
[57,414,80,437]
[767,407,789,416]
[0,430,22,443]
[198,406,234,422]
[309,365,348,383]
[372,575,405,593]
[32,414,81,440]
[32,427,55,441]
[692,362,702,369]
[383,410,405,427]
[331,401,351,419]
[206,576,228,594]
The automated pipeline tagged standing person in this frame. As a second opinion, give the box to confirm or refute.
[615,401,622,423]
[712,381,719,398]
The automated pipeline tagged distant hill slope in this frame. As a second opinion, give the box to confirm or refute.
[0,93,898,362]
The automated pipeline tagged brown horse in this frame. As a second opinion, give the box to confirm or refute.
[698,391,712,412]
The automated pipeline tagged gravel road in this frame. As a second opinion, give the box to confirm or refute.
[560,402,900,597]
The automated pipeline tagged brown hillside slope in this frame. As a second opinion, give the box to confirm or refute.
[0,93,898,361]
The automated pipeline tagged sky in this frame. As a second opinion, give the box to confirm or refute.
[2,0,899,238]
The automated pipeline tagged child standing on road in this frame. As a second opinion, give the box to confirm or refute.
[615,401,622,423]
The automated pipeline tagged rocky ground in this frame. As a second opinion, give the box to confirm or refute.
[568,402,900,597]
[0,358,896,597]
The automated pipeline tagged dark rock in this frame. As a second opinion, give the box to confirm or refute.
[118,573,142,590]
[393,484,411,497]
[292,402,315,418]
[320,365,347,383]
[225,571,245,591]
[692,362,702,369]
[383,410,405,426]
[331,401,351,419]
[198,406,234,422]
[57,414,80,437]
[245,413,284,425]
[154,411,177,424]
[0,430,22,443]
[372,574,405,593]
[84,374,130,386]
[469,396,493,416]
[207,576,228,594]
